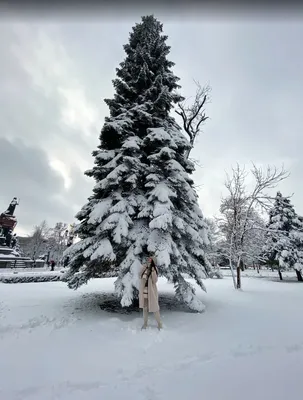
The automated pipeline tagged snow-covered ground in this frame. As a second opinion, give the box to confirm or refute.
[1,276,303,400]
[0,266,297,284]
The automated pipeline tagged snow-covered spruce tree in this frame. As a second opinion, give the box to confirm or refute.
[63,15,211,311]
[263,191,303,281]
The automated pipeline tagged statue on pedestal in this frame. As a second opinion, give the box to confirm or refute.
[0,197,19,247]
[3,197,19,216]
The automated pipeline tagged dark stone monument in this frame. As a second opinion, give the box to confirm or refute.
[3,197,18,216]
[0,197,19,248]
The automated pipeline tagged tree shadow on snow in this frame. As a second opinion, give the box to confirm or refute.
[98,292,196,314]
[253,275,302,283]
[268,277,302,284]
[66,292,198,325]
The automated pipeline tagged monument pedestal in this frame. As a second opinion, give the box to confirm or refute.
[0,245,14,256]
[0,244,15,268]
[0,235,6,247]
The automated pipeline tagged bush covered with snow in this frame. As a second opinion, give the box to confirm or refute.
[0,272,62,284]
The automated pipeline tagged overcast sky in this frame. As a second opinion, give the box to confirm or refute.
[0,6,302,236]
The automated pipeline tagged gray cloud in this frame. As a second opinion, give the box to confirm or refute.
[0,23,98,233]
[0,14,303,235]
[0,138,64,229]
[0,137,93,233]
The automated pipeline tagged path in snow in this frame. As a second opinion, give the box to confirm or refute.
[0,277,303,400]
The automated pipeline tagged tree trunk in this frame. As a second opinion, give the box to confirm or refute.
[295,269,303,282]
[236,257,242,289]
[278,269,283,281]
[237,266,241,289]
[229,258,237,289]
[256,264,260,274]
[185,138,194,159]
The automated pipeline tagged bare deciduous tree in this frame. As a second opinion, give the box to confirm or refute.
[24,220,50,261]
[176,81,211,159]
[47,222,69,264]
[23,221,71,267]
[219,163,289,289]
[204,218,224,278]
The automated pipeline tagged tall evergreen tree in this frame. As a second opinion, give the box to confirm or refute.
[263,191,303,281]
[63,15,211,311]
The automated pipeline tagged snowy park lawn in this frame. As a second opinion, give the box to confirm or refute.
[1,276,303,400]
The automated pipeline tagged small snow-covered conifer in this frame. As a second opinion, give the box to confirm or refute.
[263,191,303,280]
[63,15,210,311]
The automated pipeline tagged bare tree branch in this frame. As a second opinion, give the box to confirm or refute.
[219,163,289,289]
[176,81,211,159]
